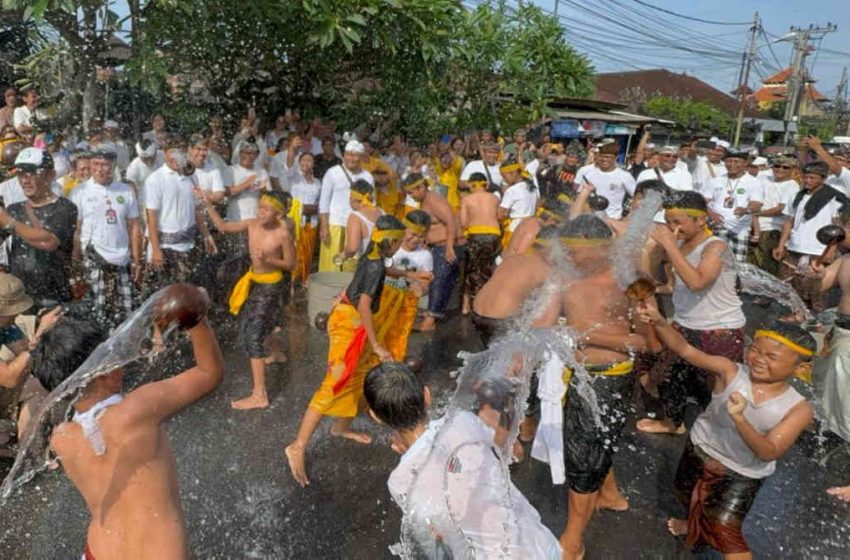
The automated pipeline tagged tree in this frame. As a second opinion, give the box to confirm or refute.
[641,96,733,136]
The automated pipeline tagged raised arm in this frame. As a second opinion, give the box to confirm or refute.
[199,191,249,233]
[806,135,843,176]
[652,226,724,292]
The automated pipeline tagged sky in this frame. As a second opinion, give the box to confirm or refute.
[534,0,850,99]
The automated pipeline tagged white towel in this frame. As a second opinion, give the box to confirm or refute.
[531,351,567,485]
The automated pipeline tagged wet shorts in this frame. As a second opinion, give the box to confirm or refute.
[562,370,633,494]
[237,281,284,359]
[674,440,763,554]
[470,311,510,347]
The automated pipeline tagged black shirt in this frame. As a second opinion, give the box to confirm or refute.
[314,154,342,180]
[345,255,386,313]
[6,197,77,303]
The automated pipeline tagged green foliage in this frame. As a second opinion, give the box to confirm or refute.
[798,119,836,141]
[641,95,733,135]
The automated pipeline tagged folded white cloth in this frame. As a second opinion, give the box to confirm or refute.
[531,351,567,484]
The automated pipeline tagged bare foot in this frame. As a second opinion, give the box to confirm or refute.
[284,444,310,487]
[596,492,629,512]
[636,418,686,435]
[667,518,688,537]
[264,352,287,365]
[330,425,372,444]
[231,394,269,410]
[414,317,436,332]
[827,485,850,502]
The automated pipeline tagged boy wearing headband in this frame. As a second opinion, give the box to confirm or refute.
[498,154,539,249]
[637,301,814,559]
[199,190,295,410]
[639,191,745,435]
[460,171,501,315]
[339,179,384,268]
[286,214,406,487]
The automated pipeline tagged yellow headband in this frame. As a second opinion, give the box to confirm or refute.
[533,238,553,250]
[557,193,573,205]
[402,178,427,192]
[402,217,428,236]
[350,191,374,207]
[560,237,611,248]
[371,228,405,244]
[468,180,488,190]
[666,207,706,217]
[260,194,285,213]
[538,208,564,223]
[500,163,523,174]
[754,330,814,357]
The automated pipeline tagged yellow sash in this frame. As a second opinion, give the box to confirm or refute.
[229,268,284,315]
[287,197,303,241]
[563,360,634,386]
[464,225,501,237]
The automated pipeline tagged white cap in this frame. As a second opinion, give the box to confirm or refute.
[103,120,119,129]
[344,139,365,154]
[715,140,730,150]
[135,141,157,158]
[752,156,768,166]
[658,145,678,155]
[14,147,51,170]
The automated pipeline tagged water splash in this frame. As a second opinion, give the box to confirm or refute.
[734,262,815,325]
[611,191,664,290]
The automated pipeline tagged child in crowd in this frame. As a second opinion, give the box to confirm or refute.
[638,299,814,560]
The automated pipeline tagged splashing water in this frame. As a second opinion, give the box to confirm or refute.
[611,191,664,290]
[734,262,815,325]
[0,289,176,501]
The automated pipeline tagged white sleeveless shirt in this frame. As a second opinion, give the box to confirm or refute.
[690,365,805,479]
[672,235,745,330]
[351,209,383,256]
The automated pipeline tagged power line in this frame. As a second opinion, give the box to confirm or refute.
[631,0,752,26]
[759,26,785,71]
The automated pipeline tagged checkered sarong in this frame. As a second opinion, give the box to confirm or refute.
[721,229,750,263]
[85,255,134,328]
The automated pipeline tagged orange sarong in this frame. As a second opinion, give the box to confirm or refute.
[293,224,317,283]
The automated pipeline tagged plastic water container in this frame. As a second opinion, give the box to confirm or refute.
[307,271,353,326]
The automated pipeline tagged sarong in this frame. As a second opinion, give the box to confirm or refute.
[236,281,284,359]
[229,268,284,315]
[463,231,501,298]
[562,361,634,493]
[293,224,317,283]
[318,224,346,272]
[378,284,419,360]
[471,311,509,347]
[675,440,762,554]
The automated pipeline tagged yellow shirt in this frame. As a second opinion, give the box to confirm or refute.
[432,156,463,212]
[61,175,80,196]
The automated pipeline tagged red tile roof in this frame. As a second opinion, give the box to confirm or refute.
[752,84,828,103]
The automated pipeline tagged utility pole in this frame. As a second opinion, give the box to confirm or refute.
[836,67,850,135]
[733,12,759,148]
[782,23,838,145]
[554,0,560,17]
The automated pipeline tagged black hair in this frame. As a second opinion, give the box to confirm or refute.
[404,209,431,228]
[839,202,850,224]
[351,178,374,196]
[634,179,669,199]
[364,362,427,431]
[70,150,93,165]
[137,138,155,153]
[541,197,569,218]
[188,133,208,147]
[762,321,817,362]
[560,214,612,240]
[467,172,488,183]
[664,190,707,213]
[30,319,107,392]
[536,224,560,241]
[401,172,425,190]
[375,214,405,232]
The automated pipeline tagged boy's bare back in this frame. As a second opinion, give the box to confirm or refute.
[473,253,550,319]
[461,191,500,230]
[51,399,187,559]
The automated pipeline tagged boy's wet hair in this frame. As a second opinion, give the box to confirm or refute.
[634,179,669,199]
[541,196,570,217]
[763,321,817,362]
[560,214,612,240]
[401,173,425,190]
[364,362,427,431]
[664,190,707,213]
[404,209,431,228]
[351,178,373,196]
[375,214,405,232]
[31,319,107,392]
[467,172,488,183]
[536,224,560,241]
[838,202,850,224]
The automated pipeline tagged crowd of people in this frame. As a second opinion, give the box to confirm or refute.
[2,81,850,559]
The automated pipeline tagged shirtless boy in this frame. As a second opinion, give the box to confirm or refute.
[30,285,222,560]
[535,215,650,560]
[459,172,501,315]
[201,191,295,409]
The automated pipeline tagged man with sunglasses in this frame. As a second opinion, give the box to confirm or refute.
[749,156,800,275]
[637,145,693,191]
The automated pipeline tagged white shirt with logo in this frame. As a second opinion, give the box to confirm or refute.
[707,174,764,234]
[574,164,637,219]
[71,179,139,266]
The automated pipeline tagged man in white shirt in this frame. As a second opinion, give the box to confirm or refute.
[103,120,130,173]
[637,144,693,223]
[0,170,63,206]
[317,139,374,271]
[225,141,270,223]
[574,139,636,220]
[188,134,225,203]
[499,156,539,248]
[12,88,45,139]
[775,160,847,312]
[692,139,729,196]
[141,114,167,147]
[749,156,799,275]
[460,142,502,191]
[805,135,850,196]
[144,135,215,290]
[125,139,163,219]
[70,149,141,327]
[706,149,764,262]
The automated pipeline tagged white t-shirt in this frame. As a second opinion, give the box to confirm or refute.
[827,167,850,196]
[226,165,270,221]
[144,165,199,254]
[193,160,225,196]
[758,178,799,232]
[0,176,63,206]
[319,165,374,227]
[387,246,433,289]
[71,179,139,266]
[707,174,764,234]
[12,106,46,130]
[783,186,845,256]
[500,181,539,231]
[638,166,693,223]
[525,159,541,189]
[574,164,637,219]
[692,156,727,196]
[268,151,292,186]
[290,173,322,227]
[125,155,163,211]
[461,160,502,188]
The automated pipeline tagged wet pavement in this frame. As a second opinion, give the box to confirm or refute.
[1,297,850,559]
